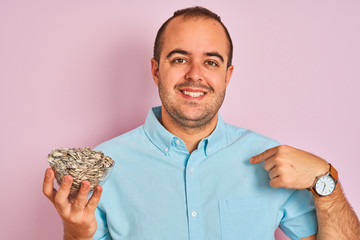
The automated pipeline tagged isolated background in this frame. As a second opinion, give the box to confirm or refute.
[1,0,359,239]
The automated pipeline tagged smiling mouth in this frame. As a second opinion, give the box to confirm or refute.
[181,90,205,97]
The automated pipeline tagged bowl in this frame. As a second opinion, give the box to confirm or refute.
[48,147,115,197]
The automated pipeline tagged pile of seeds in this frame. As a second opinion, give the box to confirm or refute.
[48,147,114,196]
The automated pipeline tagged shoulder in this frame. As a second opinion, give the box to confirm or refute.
[94,125,146,154]
[223,122,280,150]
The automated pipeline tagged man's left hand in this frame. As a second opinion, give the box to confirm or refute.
[250,145,330,189]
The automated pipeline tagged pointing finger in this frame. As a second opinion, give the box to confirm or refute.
[250,146,278,164]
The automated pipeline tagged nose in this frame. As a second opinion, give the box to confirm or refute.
[185,62,203,81]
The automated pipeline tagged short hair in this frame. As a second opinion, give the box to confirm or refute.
[153,6,233,68]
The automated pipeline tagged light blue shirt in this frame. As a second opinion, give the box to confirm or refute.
[94,106,317,240]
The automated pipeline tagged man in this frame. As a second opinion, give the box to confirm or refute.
[43,6,360,240]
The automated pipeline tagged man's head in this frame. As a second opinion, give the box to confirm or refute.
[151,6,234,132]
[154,6,233,68]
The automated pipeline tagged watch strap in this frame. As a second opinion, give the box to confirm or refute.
[307,163,338,197]
[307,183,319,197]
[329,163,338,183]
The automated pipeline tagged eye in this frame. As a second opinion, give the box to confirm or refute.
[205,60,218,67]
[172,58,187,64]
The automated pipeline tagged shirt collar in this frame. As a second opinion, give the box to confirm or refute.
[203,114,227,156]
[143,106,227,156]
[144,106,174,155]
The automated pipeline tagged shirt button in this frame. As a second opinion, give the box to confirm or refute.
[191,211,197,217]
[189,168,194,174]
[164,147,168,152]
[175,139,180,145]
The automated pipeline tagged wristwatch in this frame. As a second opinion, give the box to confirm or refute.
[307,163,338,197]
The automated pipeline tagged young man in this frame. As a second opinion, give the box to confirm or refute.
[43,6,360,240]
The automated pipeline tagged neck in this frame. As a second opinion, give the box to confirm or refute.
[160,107,218,153]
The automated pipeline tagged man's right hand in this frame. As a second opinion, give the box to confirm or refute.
[42,168,102,240]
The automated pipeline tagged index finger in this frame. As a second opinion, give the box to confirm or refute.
[250,146,278,164]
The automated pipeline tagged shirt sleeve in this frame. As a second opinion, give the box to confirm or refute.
[279,189,318,240]
[93,207,112,240]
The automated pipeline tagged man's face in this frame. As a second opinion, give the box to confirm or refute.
[151,16,234,129]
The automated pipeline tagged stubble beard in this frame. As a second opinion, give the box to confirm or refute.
[157,77,226,130]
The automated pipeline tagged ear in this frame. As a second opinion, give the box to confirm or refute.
[225,65,234,87]
[151,58,160,86]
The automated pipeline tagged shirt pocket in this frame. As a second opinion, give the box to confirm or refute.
[219,197,273,240]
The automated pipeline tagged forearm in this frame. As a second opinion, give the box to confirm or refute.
[314,183,360,239]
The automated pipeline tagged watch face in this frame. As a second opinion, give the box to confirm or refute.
[315,175,336,196]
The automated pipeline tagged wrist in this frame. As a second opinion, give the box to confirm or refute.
[307,163,338,197]
[313,183,344,209]
[64,233,93,240]
[63,227,94,240]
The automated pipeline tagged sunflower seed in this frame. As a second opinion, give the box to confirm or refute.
[47,147,114,197]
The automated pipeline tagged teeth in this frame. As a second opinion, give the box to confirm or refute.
[183,90,205,97]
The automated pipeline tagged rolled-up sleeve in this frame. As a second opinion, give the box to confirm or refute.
[279,189,318,239]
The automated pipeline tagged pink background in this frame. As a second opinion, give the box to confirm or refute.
[1,1,359,239]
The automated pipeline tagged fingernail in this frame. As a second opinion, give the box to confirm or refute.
[82,181,89,190]
[95,185,102,193]
[64,176,71,184]
[46,169,51,178]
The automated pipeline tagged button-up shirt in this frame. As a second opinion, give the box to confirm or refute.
[94,106,317,240]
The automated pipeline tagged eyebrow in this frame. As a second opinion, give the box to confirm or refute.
[206,52,224,63]
[166,49,189,58]
[166,49,224,63]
